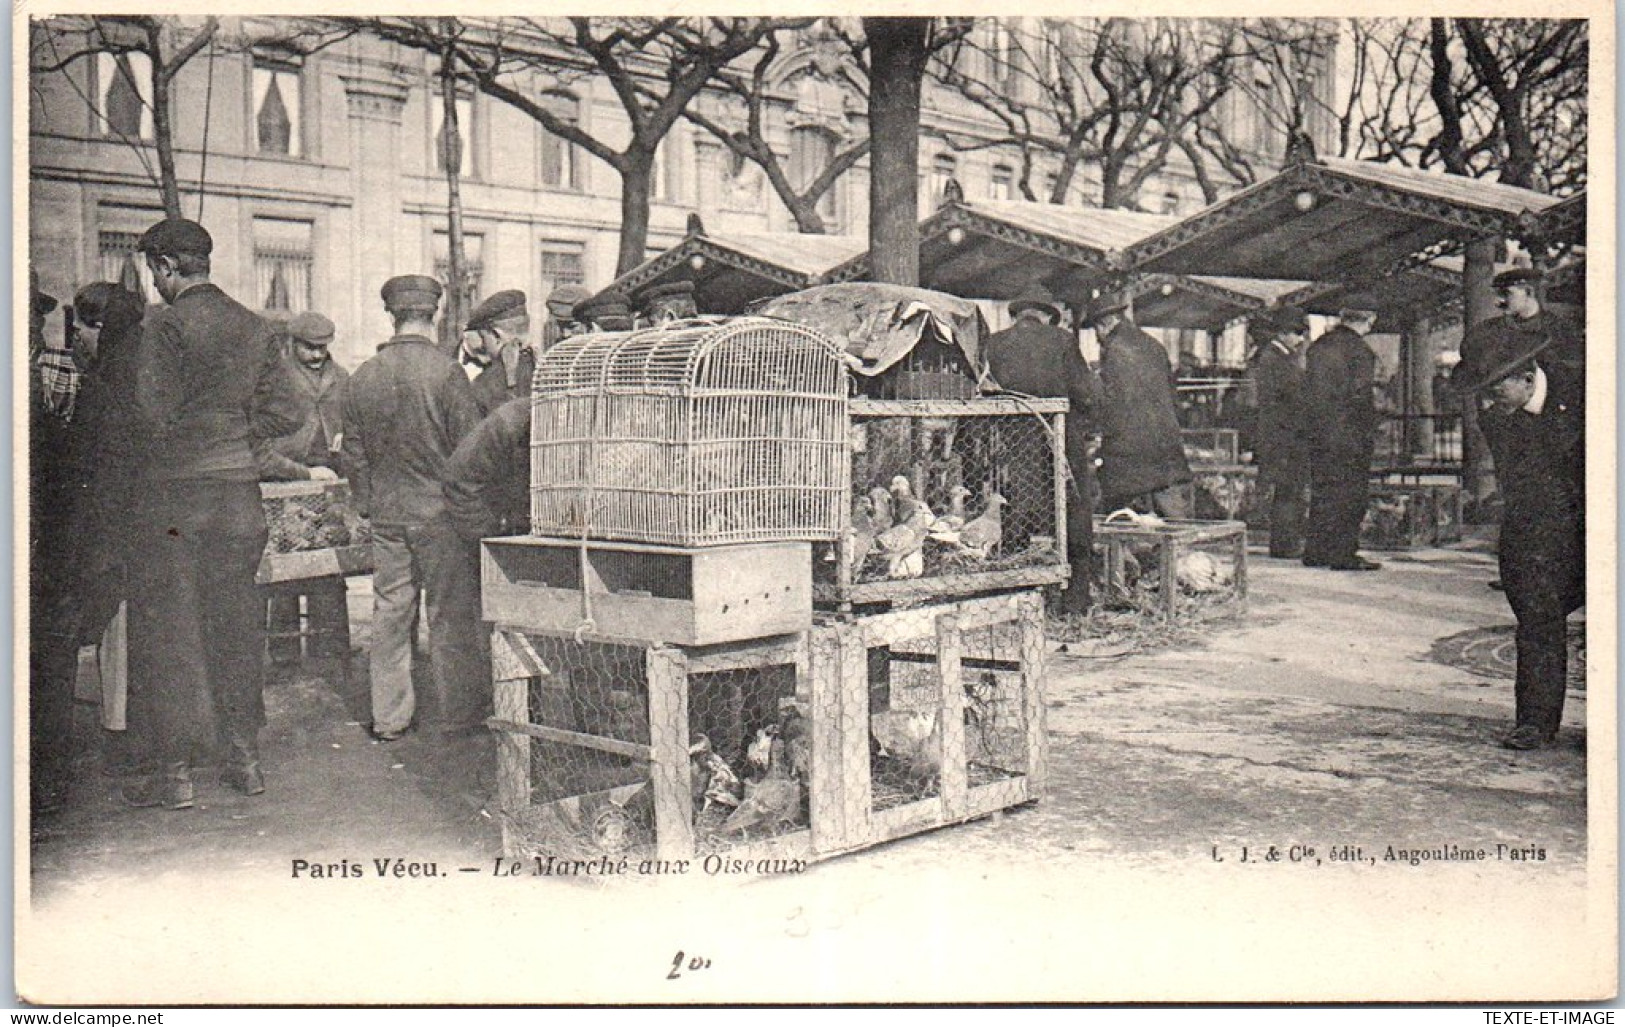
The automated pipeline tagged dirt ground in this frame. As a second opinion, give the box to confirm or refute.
[18,537,1601,1004]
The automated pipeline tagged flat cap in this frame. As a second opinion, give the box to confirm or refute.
[575,290,632,323]
[287,311,336,345]
[546,284,593,319]
[466,289,528,331]
[137,218,214,259]
[1451,322,1550,394]
[380,274,444,310]
[1492,267,1542,290]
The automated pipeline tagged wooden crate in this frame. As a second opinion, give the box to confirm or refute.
[1181,428,1241,467]
[816,398,1072,608]
[1176,464,1258,522]
[481,535,812,647]
[1361,483,1465,550]
[1093,517,1248,622]
[486,591,1047,870]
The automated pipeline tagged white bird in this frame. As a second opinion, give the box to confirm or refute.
[929,485,974,538]
[745,726,777,777]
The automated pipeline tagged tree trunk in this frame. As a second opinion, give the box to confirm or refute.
[787,200,828,235]
[144,23,183,219]
[616,153,655,278]
[440,40,469,354]
[864,18,931,286]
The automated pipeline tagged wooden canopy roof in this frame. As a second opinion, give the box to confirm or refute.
[1124,156,1564,282]
[591,229,865,316]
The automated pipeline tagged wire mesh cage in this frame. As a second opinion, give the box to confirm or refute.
[261,479,371,554]
[529,317,849,547]
[487,591,1047,870]
[1180,428,1241,467]
[1361,483,1465,550]
[1092,516,1248,622]
[815,398,1071,607]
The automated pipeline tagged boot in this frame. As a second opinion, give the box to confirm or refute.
[221,735,266,796]
[122,762,195,810]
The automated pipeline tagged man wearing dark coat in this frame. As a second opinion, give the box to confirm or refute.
[256,311,352,663]
[1249,306,1312,559]
[1088,292,1192,517]
[984,284,1102,613]
[342,276,484,740]
[1302,308,1382,571]
[466,290,536,418]
[1453,278,1584,751]
[123,218,301,808]
[444,396,532,545]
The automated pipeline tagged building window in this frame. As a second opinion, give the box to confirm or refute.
[987,21,1018,92]
[433,92,475,177]
[98,229,161,304]
[931,154,958,202]
[651,135,685,203]
[96,51,154,140]
[539,242,585,300]
[539,92,580,190]
[722,148,764,212]
[990,164,1014,201]
[253,218,314,315]
[252,61,302,157]
[433,230,484,343]
[789,126,840,227]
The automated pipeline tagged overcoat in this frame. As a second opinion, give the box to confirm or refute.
[443,396,532,544]
[984,317,1101,485]
[1096,321,1191,501]
[1251,339,1309,487]
[1303,324,1377,466]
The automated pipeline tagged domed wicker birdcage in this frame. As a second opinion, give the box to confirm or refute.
[529,317,849,547]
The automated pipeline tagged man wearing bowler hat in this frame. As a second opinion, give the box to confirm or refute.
[1302,307,1382,571]
[984,283,1102,613]
[1249,306,1312,559]
[1455,272,1585,750]
[122,218,300,808]
[342,276,484,741]
[464,289,535,418]
[257,311,353,663]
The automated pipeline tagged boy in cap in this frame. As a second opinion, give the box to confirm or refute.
[342,276,485,741]
[543,283,592,349]
[464,289,535,417]
[122,217,301,807]
[1455,278,1585,750]
[1302,307,1382,571]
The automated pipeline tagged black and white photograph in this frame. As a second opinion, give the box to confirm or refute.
[15,7,1614,1006]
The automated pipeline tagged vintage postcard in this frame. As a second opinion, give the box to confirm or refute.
[13,0,1616,1006]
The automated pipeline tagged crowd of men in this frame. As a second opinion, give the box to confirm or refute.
[26,215,1584,817]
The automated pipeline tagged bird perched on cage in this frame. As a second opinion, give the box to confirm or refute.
[943,494,1007,560]
[721,737,802,835]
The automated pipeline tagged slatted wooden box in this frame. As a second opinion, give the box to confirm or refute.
[1181,428,1241,467]
[1361,483,1465,550]
[481,535,811,647]
[1092,517,1249,622]
[485,591,1047,870]
[816,398,1071,608]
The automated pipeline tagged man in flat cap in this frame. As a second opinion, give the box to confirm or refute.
[543,284,592,349]
[465,289,535,418]
[984,283,1102,613]
[1087,290,1192,518]
[1248,307,1312,559]
[256,311,353,663]
[639,280,699,326]
[1302,307,1382,571]
[1453,312,1584,750]
[342,276,484,742]
[574,290,635,332]
[121,218,300,808]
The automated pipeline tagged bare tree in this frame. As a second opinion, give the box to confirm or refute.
[361,17,806,276]
[928,18,1243,209]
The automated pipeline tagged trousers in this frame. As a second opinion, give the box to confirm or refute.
[126,480,268,767]
[368,520,489,735]
[1304,455,1370,565]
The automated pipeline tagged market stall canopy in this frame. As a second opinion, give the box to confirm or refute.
[1278,257,1465,331]
[1126,273,1306,334]
[1124,157,1565,282]
[752,282,987,380]
[825,198,1174,304]
[591,228,865,316]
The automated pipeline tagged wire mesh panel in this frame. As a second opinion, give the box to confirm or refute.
[261,479,370,554]
[1361,483,1465,550]
[530,317,848,547]
[1092,517,1248,623]
[815,398,1070,606]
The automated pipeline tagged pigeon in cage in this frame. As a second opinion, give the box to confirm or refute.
[721,737,802,836]
[688,736,742,814]
[870,709,943,793]
[941,494,1007,560]
[1176,550,1233,594]
[848,489,889,572]
[874,499,933,579]
[745,725,777,779]
[929,485,974,536]
[777,702,811,783]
